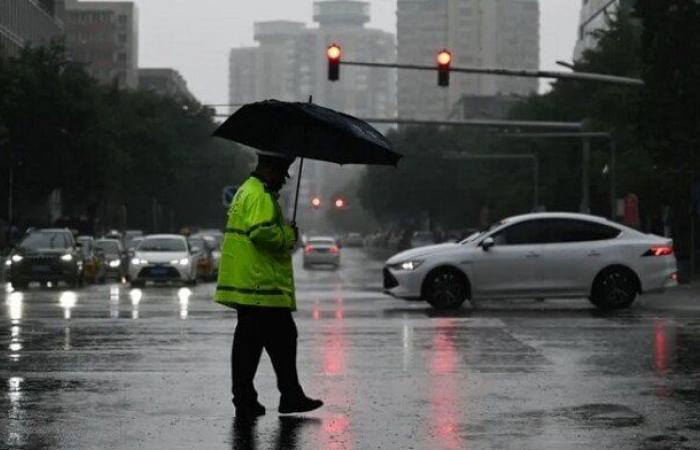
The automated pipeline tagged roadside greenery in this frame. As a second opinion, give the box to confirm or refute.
[0,44,251,233]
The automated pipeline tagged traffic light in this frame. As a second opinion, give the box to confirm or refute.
[311,197,321,209]
[327,44,341,81]
[334,198,345,208]
[436,49,452,87]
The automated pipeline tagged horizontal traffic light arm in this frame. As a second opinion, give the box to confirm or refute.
[339,60,643,87]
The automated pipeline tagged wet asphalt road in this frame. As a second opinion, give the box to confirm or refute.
[2,248,700,450]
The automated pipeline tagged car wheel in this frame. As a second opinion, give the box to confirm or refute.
[424,268,469,310]
[590,267,638,310]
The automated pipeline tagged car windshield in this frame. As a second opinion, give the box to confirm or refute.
[95,240,121,254]
[19,232,72,250]
[309,238,336,246]
[188,238,205,252]
[138,238,186,252]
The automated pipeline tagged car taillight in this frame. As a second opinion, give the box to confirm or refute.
[643,245,674,257]
[330,246,339,254]
[304,245,314,254]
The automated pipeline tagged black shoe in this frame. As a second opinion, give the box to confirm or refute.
[278,395,324,414]
[235,401,266,418]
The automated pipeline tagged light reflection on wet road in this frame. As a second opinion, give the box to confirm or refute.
[1,248,700,449]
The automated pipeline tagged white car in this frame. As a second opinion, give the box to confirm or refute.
[303,236,340,269]
[128,234,197,286]
[384,212,678,310]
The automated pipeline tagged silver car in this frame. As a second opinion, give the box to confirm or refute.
[128,234,197,286]
[303,236,340,269]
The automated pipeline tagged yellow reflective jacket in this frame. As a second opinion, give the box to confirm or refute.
[215,175,297,310]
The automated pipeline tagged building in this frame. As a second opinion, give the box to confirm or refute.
[0,0,66,58]
[63,0,138,89]
[228,1,396,224]
[138,68,195,103]
[573,0,634,60]
[397,0,539,120]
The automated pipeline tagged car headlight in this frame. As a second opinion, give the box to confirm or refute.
[11,254,23,263]
[390,260,424,271]
[109,259,121,268]
[60,254,73,262]
[179,258,189,266]
[5,259,12,266]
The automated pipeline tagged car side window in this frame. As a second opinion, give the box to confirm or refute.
[492,220,546,245]
[546,219,621,243]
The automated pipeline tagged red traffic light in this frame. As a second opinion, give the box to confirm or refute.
[311,197,321,209]
[437,49,451,87]
[327,44,341,81]
[334,198,345,208]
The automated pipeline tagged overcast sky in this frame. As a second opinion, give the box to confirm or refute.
[106,0,581,105]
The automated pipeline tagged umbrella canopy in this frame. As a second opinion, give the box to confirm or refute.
[213,100,401,166]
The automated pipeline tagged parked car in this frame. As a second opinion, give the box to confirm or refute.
[78,236,106,283]
[129,234,197,286]
[342,232,364,248]
[5,228,85,289]
[95,238,127,281]
[384,212,678,310]
[303,236,341,269]
[187,236,216,280]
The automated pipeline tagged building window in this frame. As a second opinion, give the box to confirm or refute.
[118,33,127,43]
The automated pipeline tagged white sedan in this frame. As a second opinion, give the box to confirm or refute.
[384,212,678,310]
[128,234,197,287]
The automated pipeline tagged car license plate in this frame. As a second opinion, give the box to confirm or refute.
[151,267,167,276]
[32,265,50,273]
[316,248,328,253]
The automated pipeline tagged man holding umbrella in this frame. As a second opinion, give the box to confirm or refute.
[213,99,400,418]
[215,151,323,418]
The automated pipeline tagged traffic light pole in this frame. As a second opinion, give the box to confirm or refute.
[339,60,643,87]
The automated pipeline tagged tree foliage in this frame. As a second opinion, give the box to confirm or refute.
[0,44,251,233]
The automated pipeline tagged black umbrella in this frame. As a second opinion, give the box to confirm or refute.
[213,99,402,222]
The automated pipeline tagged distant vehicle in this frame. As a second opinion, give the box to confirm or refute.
[191,232,222,277]
[187,236,216,280]
[129,234,197,286]
[95,238,127,281]
[78,236,106,283]
[124,230,143,251]
[384,212,678,310]
[410,231,436,249]
[303,236,340,269]
[342,232,363,247]
[126,236,143,258]
[6,228,85,289]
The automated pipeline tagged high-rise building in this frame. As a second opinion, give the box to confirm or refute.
[227,1,396,223]
[397,0,539,119]
[63,0,138,89]
[573,0,633,60]
[0,0,66,58]
[138,68,195,103]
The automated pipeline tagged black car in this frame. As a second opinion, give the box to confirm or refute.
[6,228,85,289]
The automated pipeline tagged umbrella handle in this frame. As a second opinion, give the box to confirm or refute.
[292,157,304,225]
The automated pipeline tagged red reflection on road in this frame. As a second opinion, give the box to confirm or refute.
[653,319,668,376]
[429,319,464,450]
[323,302,346,376]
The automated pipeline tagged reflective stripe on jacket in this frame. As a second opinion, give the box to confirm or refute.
[215,175,297,310]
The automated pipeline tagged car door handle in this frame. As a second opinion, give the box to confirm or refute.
[526,252,540,258]
[588,251,601,257]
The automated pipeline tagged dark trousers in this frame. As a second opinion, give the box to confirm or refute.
[231,307,303,406]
